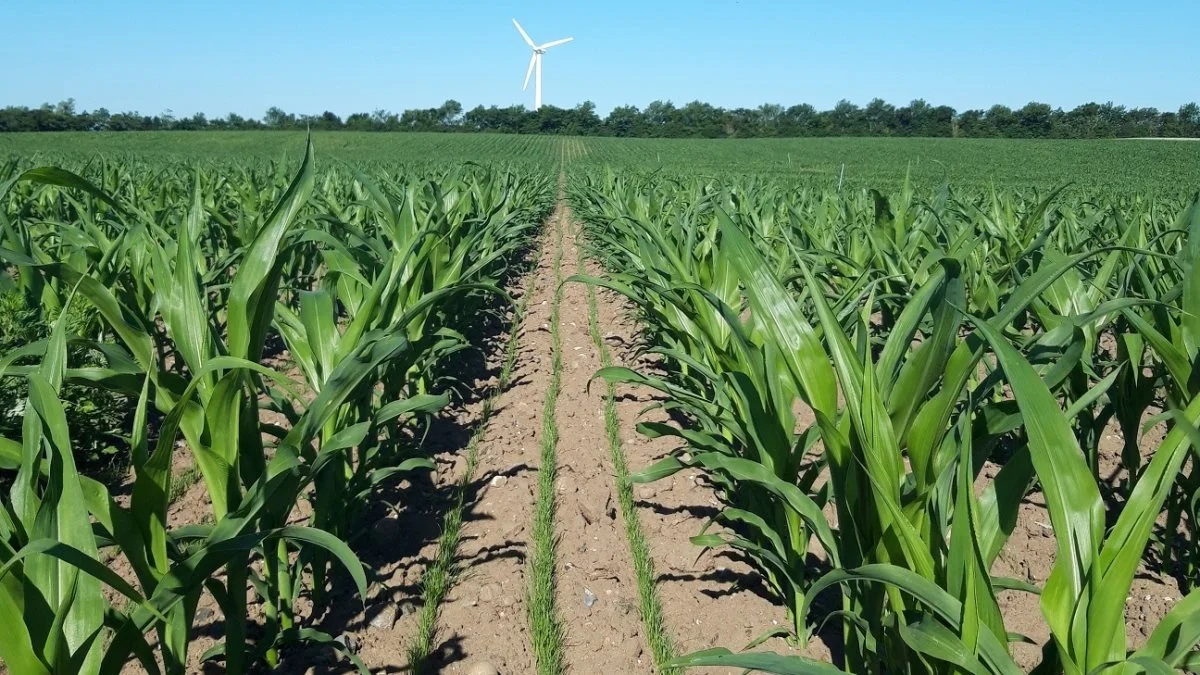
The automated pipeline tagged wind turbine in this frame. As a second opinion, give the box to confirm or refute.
[513,19,573,110]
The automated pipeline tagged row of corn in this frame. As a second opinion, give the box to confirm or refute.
[569,168,1200,674]
[0,142,553,673]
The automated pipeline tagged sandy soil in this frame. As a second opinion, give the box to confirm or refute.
[546,209,654,672]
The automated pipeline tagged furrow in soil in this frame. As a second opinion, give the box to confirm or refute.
[550,206,653,673]
[405,216,560,674]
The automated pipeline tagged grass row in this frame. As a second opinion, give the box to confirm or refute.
[405,248,544,671]
[527,205,567,674]
[576,239,678,673]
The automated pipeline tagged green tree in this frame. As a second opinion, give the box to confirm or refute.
[604,105,643,137]
[864,98,896,134]
[437,99,463,127]
[830,99,865,135]
[643,100,679,136]
[1016,101,1055,137]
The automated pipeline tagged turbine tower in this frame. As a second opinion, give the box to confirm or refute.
[513,19,573,111]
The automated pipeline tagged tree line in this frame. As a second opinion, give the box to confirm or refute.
[3,98,1199,139]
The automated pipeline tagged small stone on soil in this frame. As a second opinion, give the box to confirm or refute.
[583,588,598,608]
[465,661,501,675]
[490,475,508,488]
[369,602,397,629]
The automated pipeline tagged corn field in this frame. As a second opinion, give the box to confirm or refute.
[569,168,1200,673]
[1,134,1198,674]
[0,140,553,673]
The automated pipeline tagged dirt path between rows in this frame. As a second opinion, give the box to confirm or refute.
[412,214,557,674]
[415,190,792,674]
[548,207,653,673]
[415,191,791,675]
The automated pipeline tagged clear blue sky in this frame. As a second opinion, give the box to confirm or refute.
[2,0,1196,118]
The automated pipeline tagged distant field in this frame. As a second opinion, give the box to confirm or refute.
[5,123,1200,674]
[2,131,1197,193]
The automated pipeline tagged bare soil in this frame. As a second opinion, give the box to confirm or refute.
[548,209,653,673]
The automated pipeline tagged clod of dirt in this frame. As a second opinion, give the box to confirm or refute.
[465,661,501,675]
[490,474,508,487]
[333,633,360,653]
[479,582,503,603]
[403,563,425,586]
[368,602,397,629]
[371,516,401,540]
[578,502,596,525]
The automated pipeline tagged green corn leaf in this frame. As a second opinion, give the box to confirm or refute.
[226,137,314,361]
[715,209,838,419]
[896,615,993,675]
[804,565,1020,675]
[376,393,450,424]
[665,647,845,674]
[688,452,839,566]
[969,316,1103,671]
[0,576,52,674]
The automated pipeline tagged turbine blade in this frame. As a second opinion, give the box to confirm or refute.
[538,37,574,50]
[512,19,536,48]
[522,52,536,91]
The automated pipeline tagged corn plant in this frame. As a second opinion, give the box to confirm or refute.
[571,168,1200,674]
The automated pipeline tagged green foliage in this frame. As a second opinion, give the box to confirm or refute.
[0,290,129,478]
[3,97,1199,138]
[4,129,1200,675]
[570,166,1200,673]
[0,138,553,673]
[3,132,1199,195]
